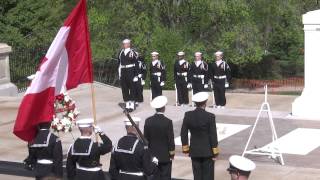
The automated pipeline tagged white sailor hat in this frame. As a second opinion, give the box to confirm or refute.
[194,52,202,56]
[192,92,209,102]
[177,51,185,56]
[214,51,223,56]
[76,118,94,128]
[151,51,159,56]
[150,96,168,109]
[228,155,256,172]
[122,39,131,44]
[124,117,141,126]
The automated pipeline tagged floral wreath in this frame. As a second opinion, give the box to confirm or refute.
[51,92,80,133]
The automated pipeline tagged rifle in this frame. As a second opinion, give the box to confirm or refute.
[118,103,149,146]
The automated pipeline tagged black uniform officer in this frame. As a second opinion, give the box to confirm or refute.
[180,92,219,180]
[188,52,209,94]
[109,117,158,180]
[118,39,139,111]
[134,54,147,104]
[66,118,112,180]
[209,51,231,108]
[150,52,166,99]
[23,122,63,180]
[174,51,190,106]
[144,96,175,180]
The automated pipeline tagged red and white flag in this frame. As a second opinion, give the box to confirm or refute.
[13,0,93,141]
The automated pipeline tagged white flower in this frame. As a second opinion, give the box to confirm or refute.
[52,117,59,125]
[61,117,70,126]
[57,124,63,131]
[64,95,70,102]
[68,112,75,120]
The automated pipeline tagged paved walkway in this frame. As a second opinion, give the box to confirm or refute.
[1,83,320,179]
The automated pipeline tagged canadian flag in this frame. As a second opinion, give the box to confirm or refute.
[13,0,93,141]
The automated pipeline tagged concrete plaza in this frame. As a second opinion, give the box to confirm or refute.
[1,83,320,179]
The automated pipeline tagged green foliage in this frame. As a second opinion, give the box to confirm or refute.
[1,0,319,89]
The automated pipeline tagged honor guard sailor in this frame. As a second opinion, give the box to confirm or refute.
[188,52,209,94]
[144,96,175,180]
[66,118,112,180]
[109,117,158,180]
[134,54,147,104]
[118,39,139,111]
[227,155,256,180]
[180,92,219,180]
[209,51,231,108]
[174,51,190,106]
[150,52,166,99]
[23,122,63,180]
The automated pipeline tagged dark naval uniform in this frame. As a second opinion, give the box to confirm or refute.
[66,133,112,180]
[134,56,147,103]
[180,108,219,180]
[24,129,63,180]
[150,60,166,99]
[188,60,209,94]
[118,48,139,103]
[109,133,158,180]
[174,59,190,105]
[209,60,231,107]
[144,112,175,180]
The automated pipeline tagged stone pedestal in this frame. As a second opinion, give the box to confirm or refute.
[0,43,18,96]
[292,10,320,119]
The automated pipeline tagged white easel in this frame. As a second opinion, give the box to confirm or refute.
[242,85,284,165]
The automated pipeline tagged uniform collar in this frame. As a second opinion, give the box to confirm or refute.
[179,59,186,65]
[195,60,202,67]
[124,48,131,55]
[156,112,164,115]
[152,60,159,66]
[216,60,223,66]
[79,136,92,139]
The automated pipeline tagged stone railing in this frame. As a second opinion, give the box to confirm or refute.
[0,43,17,96]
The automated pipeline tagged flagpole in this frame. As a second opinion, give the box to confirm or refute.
[90,83,99,142]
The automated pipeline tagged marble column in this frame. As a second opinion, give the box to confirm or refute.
[292,10,320,119]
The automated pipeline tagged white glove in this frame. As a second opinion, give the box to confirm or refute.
[152,157,159,165]
[187,83,192,89]
[225,82,229,88]
[133,77,138,82]
[27,74,36,81]
[204,84,208,89]
[94,126,103,134]
[160,81,165,86]
[138,74,142,78]
[141,80,145,85]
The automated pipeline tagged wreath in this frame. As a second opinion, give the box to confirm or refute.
[51,92,80,133]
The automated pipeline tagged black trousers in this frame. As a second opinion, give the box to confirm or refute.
[176,82,189,104]
[134,79,144,102]
[151,82,162,99]
[192,82,205,94]
[74,169,106,180]
[213,80,226,106]
[191,157,214,180]
[120,68,135,102]
[150,162,172,180]
[117,173,145,180]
